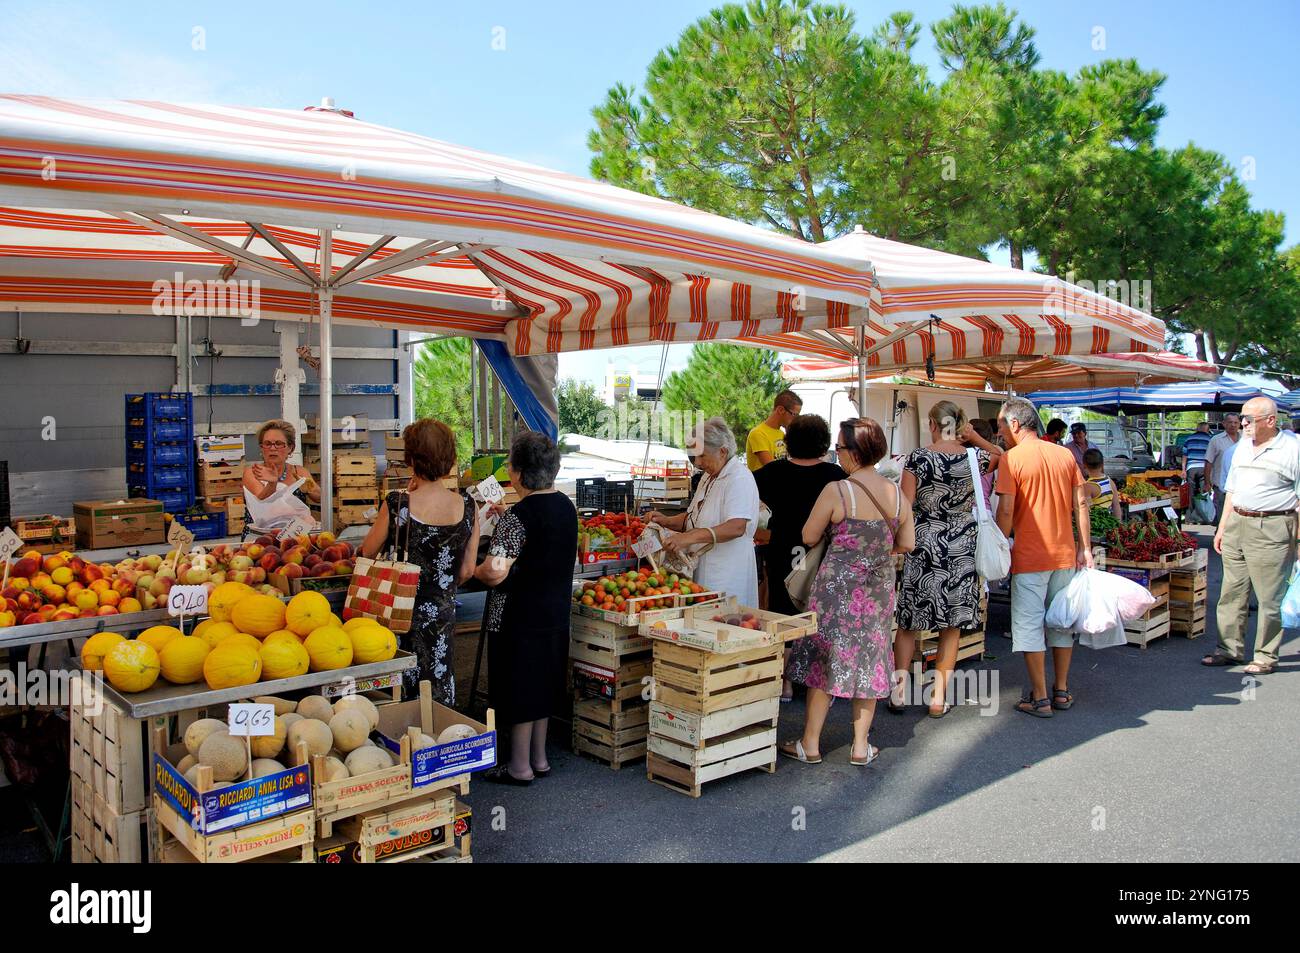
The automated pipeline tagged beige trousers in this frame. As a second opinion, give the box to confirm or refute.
[1216,511,1298,664]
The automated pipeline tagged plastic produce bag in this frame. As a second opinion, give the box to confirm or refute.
[1282,567,1300,630]
[1191,492,1215,524]
[1045,570,1089,630]
[1045,569,1156,648]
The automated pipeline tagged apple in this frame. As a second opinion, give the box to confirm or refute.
[10,557,39,579]
[156,566,177,581]
[259,552,282,572]
[210,544,233,560]
[280,564,304,580]
[136,593,156,611]
[137,573,156,592]
[183,567,211,585]
[229,555,254,571]
[210,571,227,586]
[229,570,252,585]
[142,554,163,571]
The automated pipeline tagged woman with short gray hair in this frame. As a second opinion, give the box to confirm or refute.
[648,417,761,604]
[475,430,578,784]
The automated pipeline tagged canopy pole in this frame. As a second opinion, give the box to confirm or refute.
[318,228,334,534]
[856,326,867,416]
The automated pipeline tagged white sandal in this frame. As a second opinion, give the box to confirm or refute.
[849,744,881,767]
[778,740,822,764]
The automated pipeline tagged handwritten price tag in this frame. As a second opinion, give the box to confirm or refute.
[477,475,505,504]
[227,703,276,737]
[0,527,22,563]
[632,535,663,559]
[282,515,314,540]
[1163,507,1178,522]
[167,520,195,549]
[167,585,209,618]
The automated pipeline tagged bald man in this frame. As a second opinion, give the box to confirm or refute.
[1204,398,1300,675]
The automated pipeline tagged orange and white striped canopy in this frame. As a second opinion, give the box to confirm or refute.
[0,96,877,354]
[782,350,1217,392]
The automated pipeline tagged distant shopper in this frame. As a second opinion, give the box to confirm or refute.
[1204,414,1242,524]
[1045,419,1067,445]
[746,390,802,471]
[1082,448,1122,521]
[995,398,1092,718]
[1067,423,1100,476]
[1204,398,1300,676]
[1181,421,1213,495]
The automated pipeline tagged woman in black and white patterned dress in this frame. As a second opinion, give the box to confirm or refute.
[893,401,990,717]
[359,419,478,704]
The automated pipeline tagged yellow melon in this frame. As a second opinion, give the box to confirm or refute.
[343,616,382,633]
[329,613,344,627]
[348,623,397,664]
[136,625,183,655]
[260,638,310,681]
[285,591,331,636]
[159,636,210,684]
[263,629,302,649]
[190,618,222,647]
[230,593,286,638]
[250,715,288,759]
[80,632,125,672]
[103,640,160,693]
[202,642,262,690]
[208,581,255,622]
[197,621,240,649]
[304,626,353,671]
[222,632,265,654]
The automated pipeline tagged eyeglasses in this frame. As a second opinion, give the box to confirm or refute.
[1240,415,1273,426]
[261,440,289,448]
[834,444,849,452]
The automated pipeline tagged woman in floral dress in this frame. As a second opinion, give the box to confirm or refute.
[782,418,915,767]
[359,419,479,704]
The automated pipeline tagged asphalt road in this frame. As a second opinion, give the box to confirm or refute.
[4,529,1295,863]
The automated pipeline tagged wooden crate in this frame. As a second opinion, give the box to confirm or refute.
[335,475,379,489]
[1171,617,1207,639]
[648,696,779,749]
[1125,609,1172,648]
[11,513,76,543]
[646,722,777,798]
[197,461,245,482]
[1169,570,1208,603]
[69,776,149,863]
[914,630,986,668]
[73,499,165,549]
[1168,601,1207,624]
[312,734,416,838]
[572,697,648,770]
[650,641,783,715]
[572,657,652,713]
[69,671,148,816]
[198,478,242,500]
[570,614,652,669]
[336,789,456,863]
[155,795,315,863]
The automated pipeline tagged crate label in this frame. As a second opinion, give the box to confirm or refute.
[380,729,497,787]
[154,754,312,835]
[321,672,402,699]
[0,527,21,562]
[227,703,276,737]
[167,585,209,619]
[167,521,195,548]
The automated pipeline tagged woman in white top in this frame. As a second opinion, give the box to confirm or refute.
[647,417,760,605]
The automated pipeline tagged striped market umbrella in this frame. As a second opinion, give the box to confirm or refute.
[1026,375,1293,413]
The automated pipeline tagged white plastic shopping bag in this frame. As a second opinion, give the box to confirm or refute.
[968,449,1011,581]
[1282,566,1300,630]
[1046,568,1155,649]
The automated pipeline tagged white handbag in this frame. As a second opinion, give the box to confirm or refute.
[968,448,1011,581]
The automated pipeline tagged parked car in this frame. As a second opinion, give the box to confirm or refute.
[1072,422,1157,482]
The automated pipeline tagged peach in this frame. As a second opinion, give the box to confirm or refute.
[89,579,111,593]
[258,551,282,572]
[248,567,267,585]
[1,586,19,601]
[294,533,313,550]
[82,563,105,583]
[309,563,334,577]
[74,590,99,611]
[333,561,352,575]
[245,544,264,560]
[182,567,211,585]
[69,556,87,574]
[42,555,67,573]
[99,589,121,608]
[10,556,40,578]
[66,581,85,599]
[255,534,276,547]
[0,609,14,628]
[281,546,306,566]
[312,531,336,550]
[229,555,254,571]
[141,554,163,571]
[9,578,30,592]
[31,572,52,590]
[50,566,75,586]
[96,606,119,616]
[21,612,45,626]
[304,554,322,569]
[41,583,67,605]
[279,564,304,580]
[16,591,41,611]
[51,607,77,621]
[112,577,135,596]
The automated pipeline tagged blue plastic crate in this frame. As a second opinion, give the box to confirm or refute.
[129,486,194,512]
[126,441,192,468]
[126,420,192,442]
[125,392,193,421]
[126,462,192,489]
[173,510,226,541]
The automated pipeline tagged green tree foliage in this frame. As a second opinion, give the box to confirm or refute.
[557,378,609,436]
[661,343,784,443]
[413,336,473,466]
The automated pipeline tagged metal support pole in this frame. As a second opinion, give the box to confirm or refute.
[318,229,334,534]
[470,342,479,447]
[856,326,867,417]
[276,321,305,464]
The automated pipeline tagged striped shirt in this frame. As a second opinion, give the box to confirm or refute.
[1182,432,1212,469]
[1086,475,1114,508]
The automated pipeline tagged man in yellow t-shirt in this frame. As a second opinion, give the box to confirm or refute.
[746,390,802,471]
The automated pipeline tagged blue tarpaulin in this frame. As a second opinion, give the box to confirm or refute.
[475,339,558,441]
[1028,375,1292,415]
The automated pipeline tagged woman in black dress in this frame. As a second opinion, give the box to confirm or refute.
[475,431,578,785]
[359,419,478,705]
[754,415,845,701]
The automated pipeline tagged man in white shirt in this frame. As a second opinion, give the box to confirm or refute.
[1204,398,1300,675]
[1203,414,1241,525]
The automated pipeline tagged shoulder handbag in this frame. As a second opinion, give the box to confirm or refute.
[344,491,421,634]
[655,474,718,578]
[784,482,856,611]
[967,448,1011,581]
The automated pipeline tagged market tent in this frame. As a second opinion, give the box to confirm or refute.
[1026,375,1293,413]
[783,349,1216,392]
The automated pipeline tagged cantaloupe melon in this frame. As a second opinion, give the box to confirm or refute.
[280,712,303,735]
[333,694,379,730]
[251,758,286,778]
[348,623,397,664]
[177,754,198,774]
[80,631,125,672]
[329,710,370,753]
[304,626,353,671]
[319,756,350,782]
[287,719,333,758]
[437,723,476,744]
[345,746,394,776]
[413,733,437,750]
[231,593,286,638]
[183,764,203,787]
[285,590,331,636]
[208,581,255,622]
[259,637,310,681]
[197,732,248,782]
[296,695,334,722]
[184,718,228,756]
[159,636,210,684]
[135,625,183,656]
[202,642,262,690]
[254,695,296,716]
[103,640,161,693]
[250,715,287,759]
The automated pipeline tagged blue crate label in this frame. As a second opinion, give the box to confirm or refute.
[380,730,497,786]
[154,754,311,834]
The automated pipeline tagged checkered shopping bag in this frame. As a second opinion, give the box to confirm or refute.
[344,491,420,634]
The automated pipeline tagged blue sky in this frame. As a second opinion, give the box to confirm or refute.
[4,0,1296,387]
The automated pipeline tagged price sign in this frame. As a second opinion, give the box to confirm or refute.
[167,520,195,549]
[167,585,209,618]
[477,475,505,504]
[227,703,276,737]
[0,527,22,563]
[282,515,314,540]
[632,535,663,559]
[1163,506,1178,522]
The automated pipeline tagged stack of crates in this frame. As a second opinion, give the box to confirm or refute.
[0,460,9,533]
[124,393,195,512]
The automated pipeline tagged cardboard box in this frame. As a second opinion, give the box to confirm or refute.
[153,746,312,836]
[73,499,165,549]
[195,434,246,464]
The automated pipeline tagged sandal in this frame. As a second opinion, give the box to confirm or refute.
[849,744,881,766]
[1201,653,1244,667]
[778,740,822,764]
[887,699,906,714]
[1244,662,1276,675]
[927,703,952,719]
[1052,688,1074,711]
[483,766,533,786]
[1015,690,1054,718]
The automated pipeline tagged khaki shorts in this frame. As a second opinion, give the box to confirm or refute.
[1010,568,1077,653]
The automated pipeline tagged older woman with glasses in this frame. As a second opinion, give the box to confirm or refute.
[241,420,322,535]
[647,417,761,606]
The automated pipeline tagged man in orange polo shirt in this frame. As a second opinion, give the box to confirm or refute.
[995,397,1094,718]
